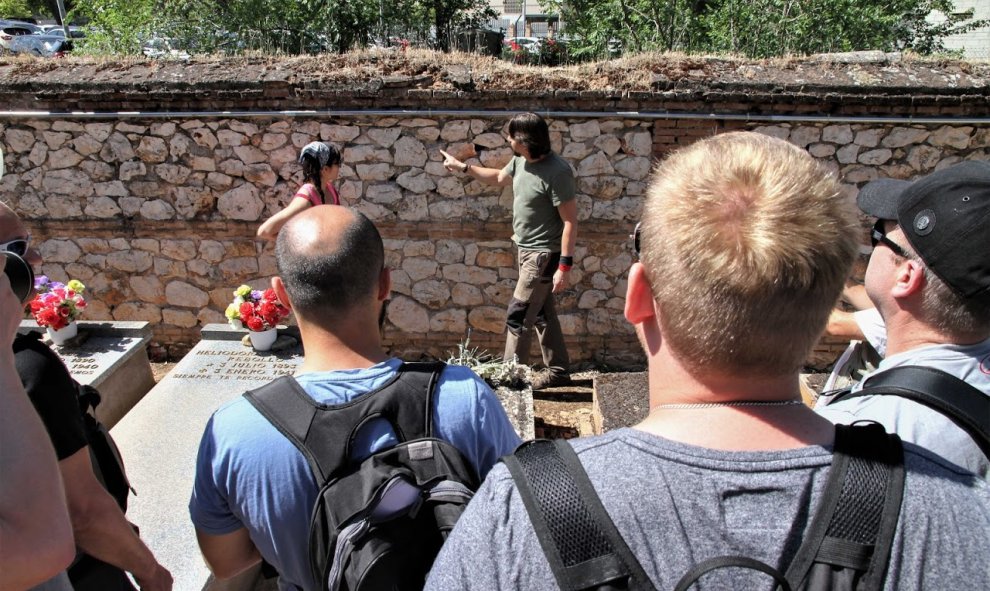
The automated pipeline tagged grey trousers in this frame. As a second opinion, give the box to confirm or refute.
[503,249,570,373]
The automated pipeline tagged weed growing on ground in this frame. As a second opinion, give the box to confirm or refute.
[446,331,529,390]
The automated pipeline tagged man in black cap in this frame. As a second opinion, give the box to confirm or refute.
[817,161,990,479]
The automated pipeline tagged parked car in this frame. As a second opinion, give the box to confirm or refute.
[9,34,73,58]
[141,37,190,60]
[0,20,42,54]
[45,27,86,39]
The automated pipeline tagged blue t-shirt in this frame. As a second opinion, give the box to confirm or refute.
[189,358,522,591]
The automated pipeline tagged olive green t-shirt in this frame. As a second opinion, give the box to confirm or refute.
[503,153,576,251]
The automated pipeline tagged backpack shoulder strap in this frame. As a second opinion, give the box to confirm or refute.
[833,365,990,460]
[785,423,904,591]
[244,362,446,483]
[244,375,328,479]
[504,439,656,591]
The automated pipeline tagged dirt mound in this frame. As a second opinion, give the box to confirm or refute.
[1,49,987,93]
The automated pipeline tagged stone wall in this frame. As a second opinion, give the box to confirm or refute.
[1,59,987,365]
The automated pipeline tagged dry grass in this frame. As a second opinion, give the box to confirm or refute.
[1,47,986,92]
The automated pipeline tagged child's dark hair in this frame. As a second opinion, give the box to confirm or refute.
[507,112,552,159]
[300,144,342,204]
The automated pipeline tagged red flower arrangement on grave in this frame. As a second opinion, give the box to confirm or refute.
[30,276,87,331]
[225,285,290,332]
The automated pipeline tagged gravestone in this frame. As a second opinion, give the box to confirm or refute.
[18,320,155,428]
[494,383,535,440]
[112,323,533,591]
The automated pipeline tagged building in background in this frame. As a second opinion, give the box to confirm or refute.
[933,0,990,59]
[488,0,560,39]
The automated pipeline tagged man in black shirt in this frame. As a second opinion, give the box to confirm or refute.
[2,203,172,591]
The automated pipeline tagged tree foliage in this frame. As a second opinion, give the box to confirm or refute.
[0,0,53,19]
[542,0,988,59]
[69,0,496,55]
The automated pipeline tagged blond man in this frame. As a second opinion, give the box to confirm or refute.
[426,132,990,590]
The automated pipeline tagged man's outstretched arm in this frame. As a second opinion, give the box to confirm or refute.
[440,149,511,187]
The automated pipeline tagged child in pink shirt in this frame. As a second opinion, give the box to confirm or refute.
[257,142,342,241]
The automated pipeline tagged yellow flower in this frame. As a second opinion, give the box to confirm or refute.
[234,284,252,297]
[66,279,85,293]
[225,303,241,319]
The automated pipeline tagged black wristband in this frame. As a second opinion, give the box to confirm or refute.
[559,255,573,266]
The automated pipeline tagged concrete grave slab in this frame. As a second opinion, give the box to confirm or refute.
[592,371,649,433]
[19,320,155,428]
[111,325,302,591]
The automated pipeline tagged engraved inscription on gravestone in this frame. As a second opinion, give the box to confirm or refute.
[171,349,300,381]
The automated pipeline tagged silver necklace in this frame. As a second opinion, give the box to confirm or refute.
[653,400,805,410]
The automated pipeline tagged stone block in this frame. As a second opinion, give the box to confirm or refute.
[592,371,648,433]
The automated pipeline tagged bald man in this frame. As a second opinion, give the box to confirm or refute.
[190,206,520,590]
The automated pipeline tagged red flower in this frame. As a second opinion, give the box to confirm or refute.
[240,302,255,318]
[246,316,265,332]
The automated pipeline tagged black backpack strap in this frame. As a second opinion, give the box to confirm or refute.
[831,365,990,460]
[504,439,656,591]
[675,556,791,591]
[244,362,444,483]
[785,423,904,591]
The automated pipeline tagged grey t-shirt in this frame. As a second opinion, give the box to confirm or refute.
[426,428,990,590]
[504,154,576,251]
[818,338,990,480]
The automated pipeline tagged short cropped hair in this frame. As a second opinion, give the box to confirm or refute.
[909,251,990,337]
[275,210,384,323]
[639,132,858,377]
[507,112,552,159]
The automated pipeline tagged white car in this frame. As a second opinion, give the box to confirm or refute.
[0,20,42,55]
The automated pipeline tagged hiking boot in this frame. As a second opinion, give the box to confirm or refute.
[530,370,572,390]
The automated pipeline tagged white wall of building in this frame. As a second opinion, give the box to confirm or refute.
[928,0,989,58]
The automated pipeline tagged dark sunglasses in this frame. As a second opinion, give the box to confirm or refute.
[870,220,908,258]
[0,234,30,257]
[631,222,641,260]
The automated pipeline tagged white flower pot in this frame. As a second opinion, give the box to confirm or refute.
[47,321,78,345]
[248,328,278,351]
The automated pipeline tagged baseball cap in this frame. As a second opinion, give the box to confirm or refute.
[857,160,990,299]
[299,141,332,168]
